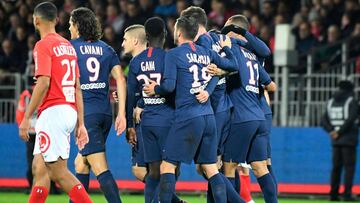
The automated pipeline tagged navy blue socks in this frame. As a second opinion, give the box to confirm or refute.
[97,170,121,203]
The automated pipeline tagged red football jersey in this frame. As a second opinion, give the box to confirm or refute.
[33,33,79,116]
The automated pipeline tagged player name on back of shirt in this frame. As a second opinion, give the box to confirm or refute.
[141,61,155,71]
[186,53,210,65]
[241,48,257,61]
[53,43,77,57]
[79,45,103,55]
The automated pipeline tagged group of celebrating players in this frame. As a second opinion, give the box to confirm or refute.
[18,1,278,203]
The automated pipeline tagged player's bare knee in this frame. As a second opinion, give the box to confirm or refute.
[132,166,147,181]
[74,156,90,174]
[201,164,219,179]
[251,161,268,177]
[223,162,237,177]
[160,161,176,174]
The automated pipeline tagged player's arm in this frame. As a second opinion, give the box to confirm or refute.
[74,77,89,150]
[19,42,51,141]
[258,64,276,92]
[225,27,271,58]
[243,32,271,58]
[209,36,239,72]
[19,76,50,141]
[126,64,138,146]
[144,52,177,96]
[111,65,127,136]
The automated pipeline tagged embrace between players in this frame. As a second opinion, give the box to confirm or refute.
[19,2,277,203]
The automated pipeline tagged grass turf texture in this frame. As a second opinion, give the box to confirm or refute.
[0,192,350,203]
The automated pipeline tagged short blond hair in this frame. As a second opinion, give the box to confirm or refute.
[124,24,146,44]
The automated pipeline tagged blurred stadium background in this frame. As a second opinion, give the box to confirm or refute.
[0,0,360,202]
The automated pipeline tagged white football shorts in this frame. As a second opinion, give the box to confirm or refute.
[33,104,77,162]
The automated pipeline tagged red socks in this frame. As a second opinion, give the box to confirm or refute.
[240,175,253,202]
[69,184,93,203]
[29,186,48,203]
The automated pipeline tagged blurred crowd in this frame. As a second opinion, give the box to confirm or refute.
[0,0,360,83]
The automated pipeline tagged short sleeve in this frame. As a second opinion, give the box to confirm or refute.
[34,41,52,78]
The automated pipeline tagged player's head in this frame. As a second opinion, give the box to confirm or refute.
[144,17,167,48]
[122,24,146,56]
[70,7,102,41]
[33,2,58,32]
[174,16,199,45]
[180,6,207,28]
[222,14,249,38]
[225,15,250,31]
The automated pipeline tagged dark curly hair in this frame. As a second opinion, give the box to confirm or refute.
[70,7,102,41]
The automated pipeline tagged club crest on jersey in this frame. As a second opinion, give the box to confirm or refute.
[39,131,51,153]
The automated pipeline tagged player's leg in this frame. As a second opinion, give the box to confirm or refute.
[74,154,90,191]
[132,165,147,181]
[238,165,254,203]
[45,158,92,203]
[26,133,36,192]
[223,121,257,190]
[248,121,277,203]
[160,117,204,203]
[86,152,121,203]
[142,126,169,203]
[265,114,277,193]
[40,105,91,202]
[82,114,121,203]
[159,161,178,203]
[28,154,51,203]
[69,154,90,203]
[197,115,245,203]
[132,124,148,181]
[330,146,342,201]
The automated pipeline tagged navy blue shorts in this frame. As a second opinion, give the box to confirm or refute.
[163,115,217,165]
[265,114,272,159]
[215,110,231,156]
[131,124,146,167]
[80,114,112,156]
[223,120,268,163]
[141,125,170,163]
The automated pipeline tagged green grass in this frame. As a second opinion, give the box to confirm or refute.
[0,192,350,203]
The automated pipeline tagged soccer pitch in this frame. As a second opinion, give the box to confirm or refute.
[0,192,347,203]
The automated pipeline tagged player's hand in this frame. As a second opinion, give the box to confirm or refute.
[143,80,157,96]
[196,90,209,103]
[76,124,89,150]
[19,118,30,142]
[206,64,227,76]
[220,35,232,48]
[134,107,143,124]
[126,128,137,146]
[330,131,339,140]
[115,113,126,136]
[112,91,119,103]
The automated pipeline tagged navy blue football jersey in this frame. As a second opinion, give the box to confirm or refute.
[71,38,120,116]
[127,47,174,127]
[226,44,272,123]
[196,33,233,113]
[160,42,238,122]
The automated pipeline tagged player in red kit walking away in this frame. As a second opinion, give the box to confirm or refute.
[18,2,92,203]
